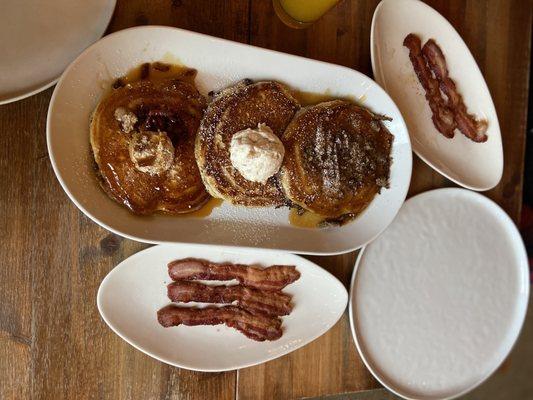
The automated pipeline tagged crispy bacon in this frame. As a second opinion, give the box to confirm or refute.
[403,33,456,138]
[168,258,300,291]
[422,39,488,142]
[157,305,283,341]
[167,281,293,316]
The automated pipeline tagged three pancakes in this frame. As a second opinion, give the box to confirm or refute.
[90,64,393,223]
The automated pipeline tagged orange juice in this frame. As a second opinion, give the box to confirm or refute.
[273,0,341,28]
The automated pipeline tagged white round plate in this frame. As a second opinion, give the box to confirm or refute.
[47,26,412,255]
[0,0,115,104]
[97,243,348,371]
[371,0,503,191]
[349,188,529,400]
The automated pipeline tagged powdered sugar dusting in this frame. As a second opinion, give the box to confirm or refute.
[281,100,393,217]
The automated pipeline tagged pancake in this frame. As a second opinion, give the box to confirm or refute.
[90,65,209,214]
[195,80,300,207]
[280,100,393,219]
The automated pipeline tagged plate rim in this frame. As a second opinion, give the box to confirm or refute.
[0,78,59,106]
[0,0,116,105]
[97,243,349,372]
[370,0,503,192]
[348,187,530,400]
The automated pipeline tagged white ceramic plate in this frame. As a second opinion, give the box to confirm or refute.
[371,0,503,191]
[0,0,115,104]
[349,188,529,400]
[97,243,348,371]
[47,26,412,255]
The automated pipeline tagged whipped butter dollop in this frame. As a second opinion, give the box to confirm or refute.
[229,123,285,184]
[129,131,174,175]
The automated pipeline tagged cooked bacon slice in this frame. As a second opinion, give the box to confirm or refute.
[167,281,293,316]
[168,258,300,291]
[422,39,488,142]
[403,33,456,138]
[157,305,283,341]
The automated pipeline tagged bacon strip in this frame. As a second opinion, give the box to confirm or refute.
[167,281,293,316]
[157,305,283,341]
[422,39,488,142]
[403,33,456,138]
[168,258,300,291]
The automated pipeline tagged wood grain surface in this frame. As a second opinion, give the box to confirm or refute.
[0,0,531,399]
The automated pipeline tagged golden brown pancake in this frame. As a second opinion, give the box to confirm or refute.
[195,80,300,207]
[90,66,209,214]
[280,100,393,219]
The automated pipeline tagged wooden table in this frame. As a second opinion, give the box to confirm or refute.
[1,1,531,399]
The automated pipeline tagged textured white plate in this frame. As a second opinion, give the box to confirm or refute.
[349,188,529,400]
[47,26,412,255]
[0,0,115,104]
[97,243,348,371]
[371,0,503,191]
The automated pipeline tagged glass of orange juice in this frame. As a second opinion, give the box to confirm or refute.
[273,0,341,28]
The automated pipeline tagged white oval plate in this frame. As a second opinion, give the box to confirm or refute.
[98,243,348,371]
[371,0,503,191]
[349,188,529,400]
[0,0,115,104]
[47,25,412,255]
